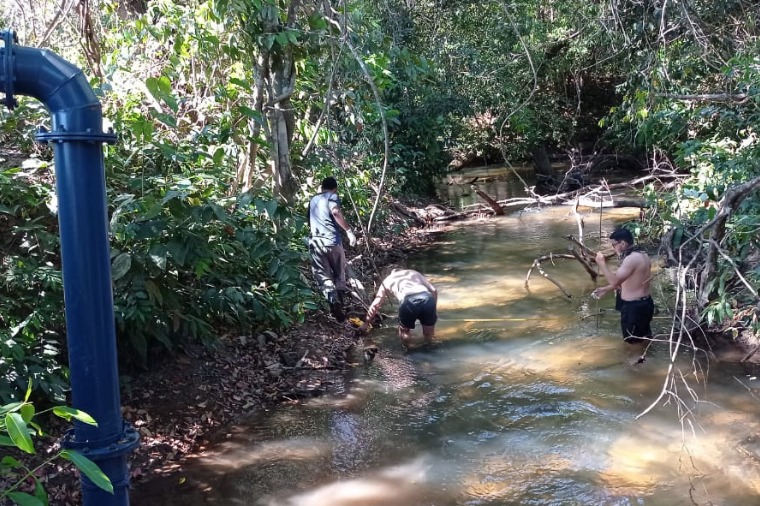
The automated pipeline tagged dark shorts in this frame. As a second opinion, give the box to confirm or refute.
[618,295,654,343]
[398,292,437,329]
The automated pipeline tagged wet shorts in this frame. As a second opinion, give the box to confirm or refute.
[398,292,437,329]
[618,295,654,343]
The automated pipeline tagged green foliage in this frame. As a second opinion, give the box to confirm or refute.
[0,382,112,504]
[0,166,68,404]
[0,101,49,155]
[85,0,320,365]
[0,0,307,394]
[701,275,735,328]
[391,0,623,164]
[597,0,760,326]
[108,179,313,365]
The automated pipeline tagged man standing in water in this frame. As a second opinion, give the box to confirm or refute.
[358,268,438,348]
[308,176,357,322]
[592,228,654,343]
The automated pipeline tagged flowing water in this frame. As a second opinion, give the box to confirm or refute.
[131,168,760,505]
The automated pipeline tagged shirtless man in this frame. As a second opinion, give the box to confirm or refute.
[592,228,654,343]
[358,268,438,347]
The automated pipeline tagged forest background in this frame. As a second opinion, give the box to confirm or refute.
[1,0,760,501]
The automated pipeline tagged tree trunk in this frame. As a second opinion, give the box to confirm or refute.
[698,174,760,307]
[532,144,553,178]
[235,53,267,195]
[263,10,299,204]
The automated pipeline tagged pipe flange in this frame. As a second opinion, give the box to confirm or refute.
[36,127,117,145]
[62,423,140,460]
[1,30,18,110]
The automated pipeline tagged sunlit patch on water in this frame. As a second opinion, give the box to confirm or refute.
[599,432,673,493]
[458,454,601,506]
[265,456,458,506]
[440,279,537,309]
[463,328,500,343]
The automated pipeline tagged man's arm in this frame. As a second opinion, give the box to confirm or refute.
[592,283,616,299]
[307,197,314,232]
[610,257,637,287]
[595,252,617,287]
[365,285,387,321]
[593,252,636,298]
[358,284,388,331]
[331,205,357,246]
[331,206,352,232]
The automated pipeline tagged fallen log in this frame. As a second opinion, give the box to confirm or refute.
[447,175,479,186]
[433,211,469,222]
[389,201,425,225]
[576,197,647,208]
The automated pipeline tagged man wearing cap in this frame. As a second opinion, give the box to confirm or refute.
[308,176,357,322]
[592,228,654,343]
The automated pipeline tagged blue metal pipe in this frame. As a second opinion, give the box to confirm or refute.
[0,31,138,505]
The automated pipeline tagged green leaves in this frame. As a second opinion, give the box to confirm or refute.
[51,407,97,426]
[145,76,178,113]
[61,451,114,494]
[0,402,112,503]
[0,169,67,404]
[107,179,311,365]
[4,413,34,454]
[111,253,132,281]
[5,491,46,506]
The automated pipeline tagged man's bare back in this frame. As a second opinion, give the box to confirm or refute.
[358,268,438,345]
[379,269,437,302]
[617,251,651,300]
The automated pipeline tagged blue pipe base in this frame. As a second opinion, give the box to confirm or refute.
[63,424,140,504]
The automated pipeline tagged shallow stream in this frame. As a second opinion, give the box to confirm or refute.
[132,168,760,505]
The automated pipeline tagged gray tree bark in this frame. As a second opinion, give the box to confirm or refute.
[532,145,553,178]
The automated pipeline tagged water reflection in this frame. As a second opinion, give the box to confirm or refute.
[132,176,760,506]
[436,163,565,210]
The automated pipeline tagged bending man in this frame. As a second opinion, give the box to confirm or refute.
[358,268,438,347]
[592,228,654,343]
[308,176,357,322]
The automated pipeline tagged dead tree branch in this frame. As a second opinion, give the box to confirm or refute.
[472,185,504,216]
[699,174,760,306]
[524,254,575,298]
[570,248,598,280]
[656,92,750,103]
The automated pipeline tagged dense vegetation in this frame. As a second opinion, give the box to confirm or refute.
[1,0,759,409]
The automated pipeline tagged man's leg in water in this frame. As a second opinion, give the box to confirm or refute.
[398,325,413,348]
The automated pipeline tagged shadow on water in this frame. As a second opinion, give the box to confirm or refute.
[131,177,760,505]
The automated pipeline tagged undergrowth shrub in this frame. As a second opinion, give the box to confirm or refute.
[0,166,68,404]
[109,178,315,367]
